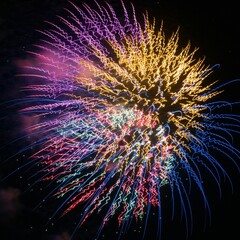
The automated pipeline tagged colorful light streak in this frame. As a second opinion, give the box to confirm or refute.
[19,1,240,239]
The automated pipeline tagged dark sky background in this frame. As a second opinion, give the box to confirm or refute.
[0,0,240,240]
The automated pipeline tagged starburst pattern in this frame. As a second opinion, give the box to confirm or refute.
[19,1,239,239]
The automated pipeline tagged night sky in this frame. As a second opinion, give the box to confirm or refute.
[0,0,240,240]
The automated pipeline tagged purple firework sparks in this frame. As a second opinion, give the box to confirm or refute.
[9,0,240,239]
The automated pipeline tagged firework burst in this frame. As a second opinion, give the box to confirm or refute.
[16,0,239,239]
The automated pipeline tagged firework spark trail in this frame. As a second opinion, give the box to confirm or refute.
[18,0,240,239]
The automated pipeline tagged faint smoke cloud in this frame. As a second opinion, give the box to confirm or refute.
[0,188,22,221]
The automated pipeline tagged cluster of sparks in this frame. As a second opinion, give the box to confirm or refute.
[20,0,239,239]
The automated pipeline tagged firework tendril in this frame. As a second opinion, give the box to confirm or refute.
[19,0,239,239]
